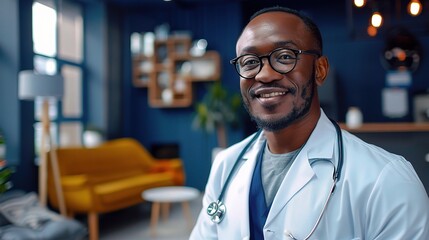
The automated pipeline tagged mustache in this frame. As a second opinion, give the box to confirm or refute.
[249,82,297,98]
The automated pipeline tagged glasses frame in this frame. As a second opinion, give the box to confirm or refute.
[230,48,321,79]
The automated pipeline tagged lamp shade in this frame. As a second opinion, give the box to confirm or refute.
[18,70,64,100]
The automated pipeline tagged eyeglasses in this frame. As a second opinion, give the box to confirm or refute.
[230,48,321,79]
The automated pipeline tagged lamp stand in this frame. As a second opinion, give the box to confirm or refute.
[39,98,67,216]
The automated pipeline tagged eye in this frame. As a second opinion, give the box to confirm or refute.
[239,55,260,70]
[273,49,296,64]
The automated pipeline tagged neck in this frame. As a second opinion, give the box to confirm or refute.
[264,107,320,154]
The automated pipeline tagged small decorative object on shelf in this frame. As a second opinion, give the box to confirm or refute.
[346,107,363,129]
[83,125,104,148]
[190,39,208,57]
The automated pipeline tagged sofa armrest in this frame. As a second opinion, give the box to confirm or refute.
[61,175,89,191]
[148,159,185,185]
[148,159,182,171]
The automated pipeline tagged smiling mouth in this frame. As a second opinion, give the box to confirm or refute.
[259,91,287,98]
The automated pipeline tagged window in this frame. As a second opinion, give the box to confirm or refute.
[32,0,84,160]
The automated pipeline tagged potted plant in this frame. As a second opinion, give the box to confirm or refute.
[192,82,242,149]
[0,161,14,194]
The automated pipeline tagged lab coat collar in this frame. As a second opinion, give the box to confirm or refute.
[305,111,337,161]
[243,110,336,163]
[265,110,337,226]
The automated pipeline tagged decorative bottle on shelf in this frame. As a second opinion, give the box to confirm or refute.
[346,107,363,129]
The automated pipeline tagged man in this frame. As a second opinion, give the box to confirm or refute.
[190,6,429,240]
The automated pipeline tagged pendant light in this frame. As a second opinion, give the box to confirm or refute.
[354,0,367,8]
[408,0,422,16]
[371,11,383,28]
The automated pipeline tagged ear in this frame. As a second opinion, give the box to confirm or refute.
[315,56,329,87]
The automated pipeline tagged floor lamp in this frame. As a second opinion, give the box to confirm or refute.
[18,70,67,216]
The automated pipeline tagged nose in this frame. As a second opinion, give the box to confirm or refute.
[254,58,283,83]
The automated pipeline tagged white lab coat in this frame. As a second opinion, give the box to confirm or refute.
[190,110,429,240]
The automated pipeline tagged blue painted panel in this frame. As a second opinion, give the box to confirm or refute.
[121,2,243,190]
[115,0,429,191]
[0,0,20,166]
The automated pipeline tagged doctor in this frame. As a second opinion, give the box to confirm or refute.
[190,6,429,240]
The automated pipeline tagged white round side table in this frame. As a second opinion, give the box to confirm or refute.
[142,186,200,237]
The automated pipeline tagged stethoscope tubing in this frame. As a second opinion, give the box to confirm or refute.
[217,130,262,202]
[331,118,344,183]
[208,118,344,228]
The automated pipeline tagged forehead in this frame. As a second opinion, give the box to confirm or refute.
[236,11,312,54]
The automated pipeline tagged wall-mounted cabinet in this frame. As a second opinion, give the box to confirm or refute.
[133,36,221,108]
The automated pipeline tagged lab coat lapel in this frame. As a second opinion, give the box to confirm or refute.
[265,112,337,227]
[265,150,314,225]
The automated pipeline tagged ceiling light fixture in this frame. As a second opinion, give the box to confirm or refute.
[408,0,422,16]
[354,0,367,8]
[371,11,383,28]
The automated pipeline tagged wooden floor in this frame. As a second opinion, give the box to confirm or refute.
[92,193,203,240]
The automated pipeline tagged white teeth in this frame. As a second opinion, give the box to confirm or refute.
[260,92,286,98]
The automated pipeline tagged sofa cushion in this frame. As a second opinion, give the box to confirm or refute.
[95,173,174,205]
[55,139,157,176]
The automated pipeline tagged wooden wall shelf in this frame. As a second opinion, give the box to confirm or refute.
[132,36,221,108]
[339,122,429,133]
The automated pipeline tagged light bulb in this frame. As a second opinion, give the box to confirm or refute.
[408,0,422,16]
[354,0,366,7]
[371,11,383,28]
[367,25,377,37]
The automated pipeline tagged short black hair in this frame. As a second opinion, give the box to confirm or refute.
[250,6,323,54]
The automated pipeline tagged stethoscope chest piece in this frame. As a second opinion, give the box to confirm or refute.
[207,200,226,223]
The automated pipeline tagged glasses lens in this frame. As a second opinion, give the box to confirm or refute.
[233,48,299,79]
[235,54,261,79]
[269,49,297,74]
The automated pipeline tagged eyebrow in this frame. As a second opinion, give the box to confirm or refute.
[274,41,298,48]
[239,41,299,55]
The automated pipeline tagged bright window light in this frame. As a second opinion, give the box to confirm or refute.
[32,2,57,57]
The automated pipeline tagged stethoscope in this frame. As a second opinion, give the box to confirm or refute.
[207,118,344,239]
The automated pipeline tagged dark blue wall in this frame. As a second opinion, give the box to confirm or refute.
[115,1,429,191]
[0,0,20,167]
[118,2,245,190]
[240,0,429,122]
[0,0,38,192]
[85,2,108,131]
[319,5,429,122]
[2,0,429,194]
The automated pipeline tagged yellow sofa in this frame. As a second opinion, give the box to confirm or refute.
[47,138,185,240]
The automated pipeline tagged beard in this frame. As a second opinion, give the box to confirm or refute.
[243,70,316,132]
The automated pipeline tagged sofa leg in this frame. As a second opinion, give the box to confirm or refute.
[67,211,75,219]
[88,212,99,240]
